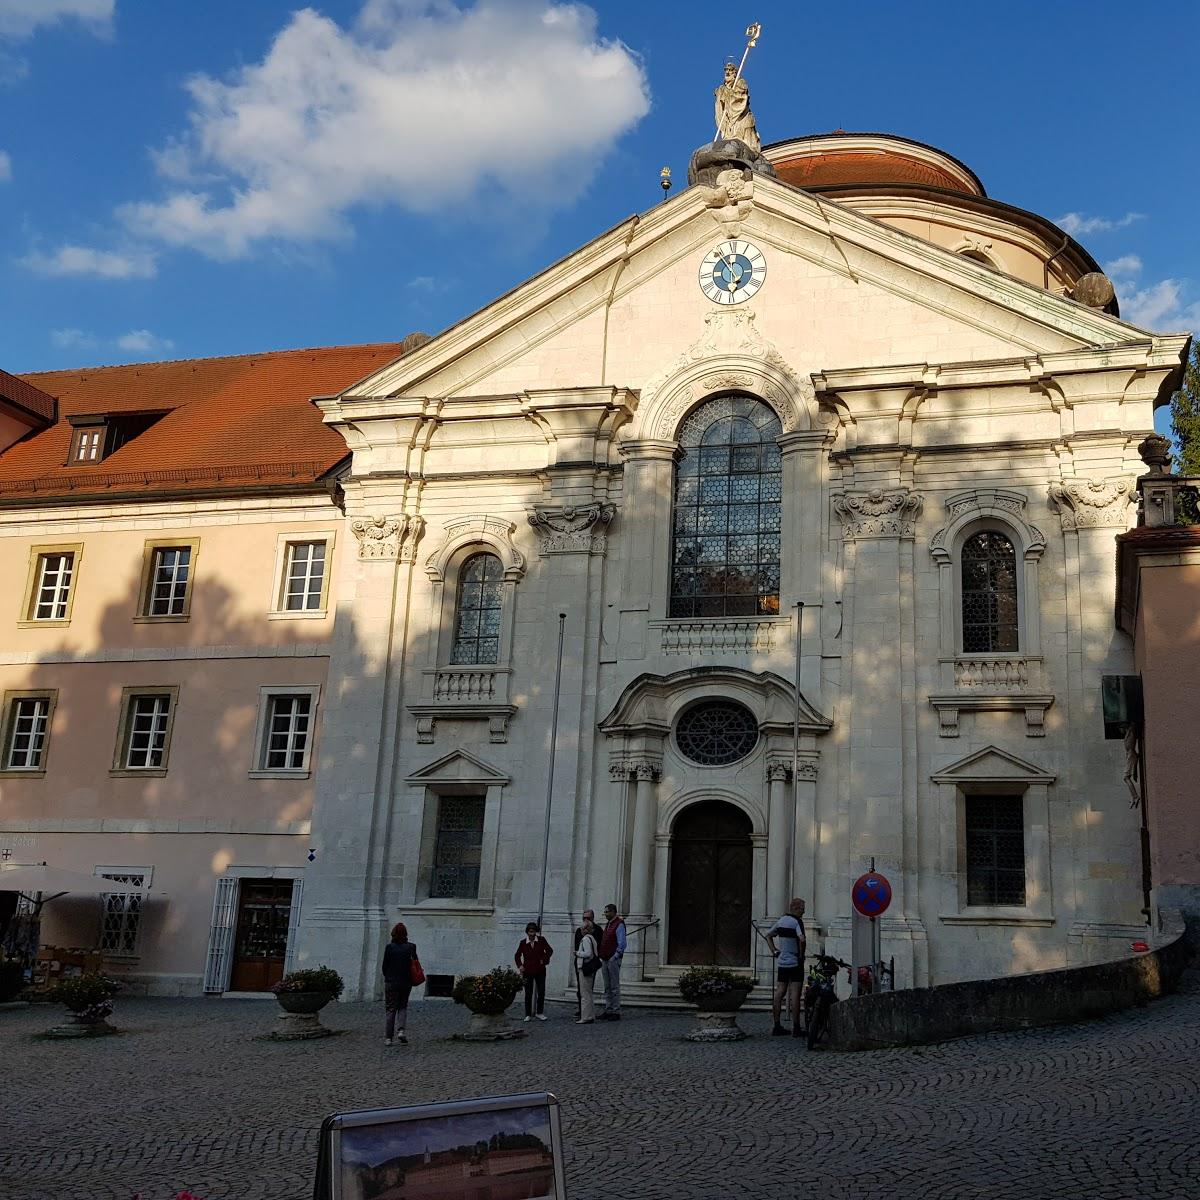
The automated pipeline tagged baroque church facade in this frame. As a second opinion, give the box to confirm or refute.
[294,131,1188,999]
[0,130,1187,1000]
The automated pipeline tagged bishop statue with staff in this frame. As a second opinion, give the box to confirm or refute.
[714,23,763,154]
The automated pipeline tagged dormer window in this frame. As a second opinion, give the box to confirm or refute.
[66,411,166,465]
[70,421,106,463]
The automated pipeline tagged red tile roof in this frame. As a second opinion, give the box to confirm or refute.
[0,342,403,503]
[0,367,57,425]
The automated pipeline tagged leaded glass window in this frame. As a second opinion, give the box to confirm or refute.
[670,394,782,618]
[676,700,759,766]
[451,553,503,664]
[961,531,1018,652]
[965,794,1025,906]
[430,795,486,899]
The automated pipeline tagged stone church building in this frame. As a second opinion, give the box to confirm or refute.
[0,130,1187,1000]
[295,131,1187,999]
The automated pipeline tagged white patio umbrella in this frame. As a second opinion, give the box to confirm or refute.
[0,863,157,963]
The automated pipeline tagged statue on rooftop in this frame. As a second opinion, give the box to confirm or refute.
[715,60,761,154]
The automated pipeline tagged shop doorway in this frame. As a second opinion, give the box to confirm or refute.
[229,879,294,991]
[667,800,752,966]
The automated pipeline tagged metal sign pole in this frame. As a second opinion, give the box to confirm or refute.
[536,613,567,928]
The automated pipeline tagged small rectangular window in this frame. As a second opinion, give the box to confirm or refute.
[965,794,1026,906]
[145,546,192,617]
[121,693,173,771]
[430,795,486,899]
[4,696,51,771]
[72,426,105,463]
[31,553,75,621]
[283,542,326,611]
[97,872,148,956]
[262,694,312,771]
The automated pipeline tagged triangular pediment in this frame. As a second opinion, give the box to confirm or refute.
[404,748,510,785]
[330,173,1178,413]
[931,744,1056,784]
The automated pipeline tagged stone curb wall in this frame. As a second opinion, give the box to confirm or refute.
[829,921,1192,1051]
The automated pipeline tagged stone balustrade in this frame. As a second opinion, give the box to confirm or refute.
[655,618,782,655]
[954,656,1032,691]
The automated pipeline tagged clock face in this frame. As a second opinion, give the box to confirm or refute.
[699,239,766,304]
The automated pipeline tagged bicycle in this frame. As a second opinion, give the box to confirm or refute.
[802,954,852,1050]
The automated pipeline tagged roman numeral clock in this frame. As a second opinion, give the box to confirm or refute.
[698,239,766,304]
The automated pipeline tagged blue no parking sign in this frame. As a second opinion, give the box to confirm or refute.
[852,871,892,918]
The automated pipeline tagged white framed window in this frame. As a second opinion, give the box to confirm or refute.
[95,867,152,957]
[31,552,75,620]
[1,691,56,774]
[250,685,320,777]
[269,532,335,619]
[112,687,178,775]
[138,540,198,620]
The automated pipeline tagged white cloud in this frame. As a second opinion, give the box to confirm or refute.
[0,0,113,39]
[115,328,173,354]
[1103,254,1200,332]
[0,149,10,181]
[50,327,99,350]
[1056,211,1144,237]
[1103,254,1142,278]
[119,0,650,259]
[21,243,157,279]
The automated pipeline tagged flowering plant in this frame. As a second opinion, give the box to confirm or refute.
[270,966,344,997]
[677,966,755,1006]
[452,966,522,1015]
[50,974,120,1015]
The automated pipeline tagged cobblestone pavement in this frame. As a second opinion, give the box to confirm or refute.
[3,974,1199,1200]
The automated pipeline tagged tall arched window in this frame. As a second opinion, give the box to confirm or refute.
[960,531,1018,652]
[451,553,503,664]
[670,394,782,618]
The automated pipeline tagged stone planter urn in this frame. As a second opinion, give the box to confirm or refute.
[45,978,120,1039]
[678,968,755,1042]
[268,967,344,1041]
[47,1009,119,1039]
[453,968,526,1041]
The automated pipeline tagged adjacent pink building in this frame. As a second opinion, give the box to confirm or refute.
[0,344,401,994]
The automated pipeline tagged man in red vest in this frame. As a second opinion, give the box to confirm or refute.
[597,903,627,1020]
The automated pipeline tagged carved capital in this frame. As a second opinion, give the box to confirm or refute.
[609,757,631,782]
[765,760,790,783]
[527,502,615,556]
[352,514,408,560]
[398,515,425,562]
[629,757,662,782]
[1047,478,1135,530]
[834,489,923,540]
[766,756,818,782]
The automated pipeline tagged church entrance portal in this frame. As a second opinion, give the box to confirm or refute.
[667,800,752,966]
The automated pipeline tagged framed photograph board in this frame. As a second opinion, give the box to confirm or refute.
[314,1091,568,1200]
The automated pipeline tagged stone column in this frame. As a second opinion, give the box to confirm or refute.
[627,759,661,921]
[765,761,791,918]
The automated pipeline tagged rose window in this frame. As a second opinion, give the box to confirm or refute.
[675,701,759,766]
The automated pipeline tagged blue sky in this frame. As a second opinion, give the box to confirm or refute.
[1,0,1196,397]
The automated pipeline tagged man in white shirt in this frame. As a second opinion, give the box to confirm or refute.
[766,897,807,1037]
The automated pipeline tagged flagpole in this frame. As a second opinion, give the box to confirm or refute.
[537,612,567,927]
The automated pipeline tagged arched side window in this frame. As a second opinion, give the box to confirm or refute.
[451,552,503,664]
[670,394,782,618]
[960,531,1018,652]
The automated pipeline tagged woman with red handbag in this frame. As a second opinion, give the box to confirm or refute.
[382,922,422,1045]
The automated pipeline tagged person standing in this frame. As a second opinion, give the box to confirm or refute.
[574,918,600,1024]
[766,897,807,1037]
[382,921,417,1045]
[515,922,553,1022]
[597,903,626,1020]
[572,908,596,1017]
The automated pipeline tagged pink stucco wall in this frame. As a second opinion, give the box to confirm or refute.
[1134,560,1200,893]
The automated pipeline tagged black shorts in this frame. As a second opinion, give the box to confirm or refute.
[777,965,804,984]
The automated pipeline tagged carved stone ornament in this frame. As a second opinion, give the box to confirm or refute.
[699,168,755,234]
[351,515,405,560]
[929,488,1045,565]
[1047,478,1135,530]
[527,502,615,556]
[424,514,526,582]
[639,309,814,440]
[766,757,818,783]
[833,489,923,540]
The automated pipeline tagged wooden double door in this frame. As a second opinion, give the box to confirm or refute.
[667,800,753,966]
[229,879,294,992]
